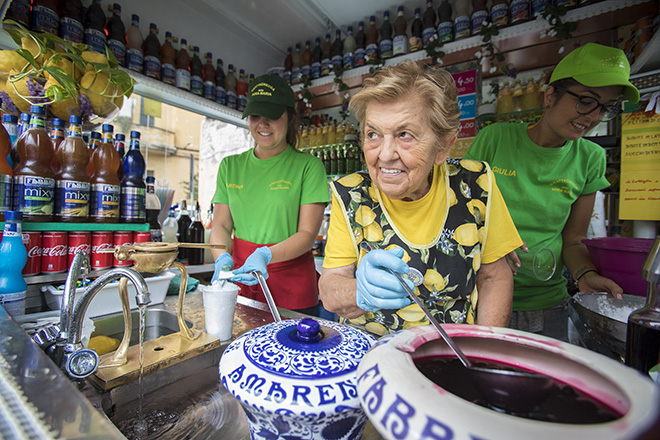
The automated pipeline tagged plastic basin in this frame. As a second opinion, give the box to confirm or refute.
[582,238,653,296]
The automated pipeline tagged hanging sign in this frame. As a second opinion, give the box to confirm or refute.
[619,110,660,220]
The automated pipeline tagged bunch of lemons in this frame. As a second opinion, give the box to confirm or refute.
[0,20,133,123]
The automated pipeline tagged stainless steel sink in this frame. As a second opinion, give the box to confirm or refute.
[90,308,193,345]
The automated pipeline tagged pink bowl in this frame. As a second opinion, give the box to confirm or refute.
[583,238,653,296]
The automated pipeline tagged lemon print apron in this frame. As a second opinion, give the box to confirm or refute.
[331,159,493,336]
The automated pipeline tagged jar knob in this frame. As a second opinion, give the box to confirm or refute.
[296,318,322,342]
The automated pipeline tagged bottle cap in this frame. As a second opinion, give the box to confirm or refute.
[20,113,30,122]
[2,114,17,123]
[30,105,46,115]
[306,40,311,45]
[146,175,155,184]
[150,23,157,30]
[4,211,21,221]
[52,117,65,127]
[359,21,364,26]
[181,38,187,45]
[113,3,121,11]
[132,14,139,22]
[102,123,114,132]
[116,133,125,141]
[91,131,102,139]
[206,52,212,58]
[165,31,172,38]
[130,130,140,139]
[347,26,353,32]
[68,114,82,124]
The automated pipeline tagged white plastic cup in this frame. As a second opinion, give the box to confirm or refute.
[201,282,239,341]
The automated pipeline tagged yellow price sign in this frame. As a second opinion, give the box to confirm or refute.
[449,137,474,159]
[143,97,162,119]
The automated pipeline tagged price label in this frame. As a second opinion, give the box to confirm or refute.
[452,70,477,95]
[457,94,476,120]
[449,137,474,159]
[458,118,476,139]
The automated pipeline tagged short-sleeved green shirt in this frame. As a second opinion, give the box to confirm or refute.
[212,145,329,244]
[464,123,610,311]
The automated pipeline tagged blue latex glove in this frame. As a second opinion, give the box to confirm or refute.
[356,247,413,312]
[211,253,234,283]
[230,247,273,286]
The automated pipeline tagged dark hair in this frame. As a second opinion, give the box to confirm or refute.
[285,107,300,148]
[548,78,581,99]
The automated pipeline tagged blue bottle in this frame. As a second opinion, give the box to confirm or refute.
[120,130,146,223]
[0,211,27,316]
[2,114,18,167]
[114,133,126,181]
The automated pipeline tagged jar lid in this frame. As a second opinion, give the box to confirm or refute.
[241,318,375,380]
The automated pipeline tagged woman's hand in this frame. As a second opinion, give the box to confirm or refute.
[355,247,413,312]
[577,271,623,300]
[506,241,528,275]
[211,253,234,283]
[231,247,272,286]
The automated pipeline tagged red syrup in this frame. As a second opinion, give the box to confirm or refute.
[414,356,622,424]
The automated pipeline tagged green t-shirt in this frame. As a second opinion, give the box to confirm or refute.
[464,123,610,311]
[212,145,329,244]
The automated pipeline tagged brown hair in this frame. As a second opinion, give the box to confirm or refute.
[349,61,460,145]
[285,107,300,148]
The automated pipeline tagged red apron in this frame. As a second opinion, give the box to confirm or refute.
[232,237,319,310]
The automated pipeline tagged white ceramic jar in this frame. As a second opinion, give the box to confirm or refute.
[357,324,660,440]
[220,317,376,440]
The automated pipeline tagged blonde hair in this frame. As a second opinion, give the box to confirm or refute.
[349,61,460,143]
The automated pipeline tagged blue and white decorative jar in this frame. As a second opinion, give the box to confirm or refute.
[219,317,376,440]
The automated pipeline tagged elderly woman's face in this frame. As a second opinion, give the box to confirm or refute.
[362,94,448,201]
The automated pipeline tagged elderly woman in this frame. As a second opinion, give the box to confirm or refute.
[319,61,523,335]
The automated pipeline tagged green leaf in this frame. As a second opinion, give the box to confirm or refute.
[15,48,39,69]
[44,83,69,102]
[43,65,78,101]
[3,25,27,48]
[105,46,119,68]
[108,69,135,97]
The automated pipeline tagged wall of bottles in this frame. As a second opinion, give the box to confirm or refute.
[298,116,364,176]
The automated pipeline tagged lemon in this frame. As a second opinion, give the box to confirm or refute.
[355,205,376,227]
[348,315,366,325]
[453,223,479,247]
[368,184,379,201]
[423,269,446,292]
[363,222,384,242]
[21,36,52,68]
[472,253,481,272]
[466,199,486,223]
[385,244,410,262]
[460,159,483,173]
[337,173,363,188]
[43,56,76,82]
[81,50,109,71]
[88,335,120,355]
[476,173,490,192]
[365,321,387,336]
[45,78,79,120]
[0,50,29,81]
[79,70,118,117]
[5,71,35,113]
[396,303,425,322]
[448,187,457,207]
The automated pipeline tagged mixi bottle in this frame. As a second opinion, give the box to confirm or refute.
[106,3,126,66]
[14,105,55,222]
[91,123,121,223]
[54,114,90,222]
[120,131,146,223]
[0,211,27,316]
[126,14,144,72]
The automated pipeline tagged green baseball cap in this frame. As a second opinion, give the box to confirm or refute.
[242,74,296,120]
[549,43,639,103]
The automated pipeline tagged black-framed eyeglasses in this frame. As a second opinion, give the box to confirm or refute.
[557,88,622,122]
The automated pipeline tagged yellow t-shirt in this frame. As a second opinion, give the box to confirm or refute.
[323,164,522,268]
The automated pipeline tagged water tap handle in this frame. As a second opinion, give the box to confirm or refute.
[642,236,660,284]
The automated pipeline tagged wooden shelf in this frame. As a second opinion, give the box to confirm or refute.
[294,0,655,111]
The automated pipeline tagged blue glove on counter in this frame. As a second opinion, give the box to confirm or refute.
[231,247,273,286]
[356,247,413,313]
[211,253,234,283]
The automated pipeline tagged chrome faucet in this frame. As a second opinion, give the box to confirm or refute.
[34,251,151,380]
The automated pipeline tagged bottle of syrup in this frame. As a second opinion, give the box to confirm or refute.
[86,131,101,178]
[5,0,30,28]
[120,131,146,224]
[379,11,393,60]
[59,0,84,44]
[422,1,437,48]
[236,68,248,112]
[143,23,161,80]
[392,6,408,56]
[365,17,378,62]
[437,0,453,43]
[225,64,237,110]
[343,27,356,70]
[471,0,489,35]
[114,133,126,182]
[0,123,13,221]
[491,0,510,28]
[176,199,191,262]
[175,38,191,91]
[106,3,126,66]
[283,46,293,85]
[292,43,303,85]
[190,45,204,96]
[14,105,55,222]
[55,115,90,222]
[160,31,176,85]
[215,58,226,105]
[410,8,423,52]
[49,117,65,175]
[146,174,162,242]
[126,14,144,72]
[625,237,660,375]
[83,0,106,54]
[311,37,323,78]
[510,0,532,24]
[354,22,366,67]
[319,34,331,77]
[31,0,59,35]
[454,0,471,40]
[202,52,216,101]
[187,202,205,265]
[331,30,343,70]
[302,40,312,79]
[90,123,120,223]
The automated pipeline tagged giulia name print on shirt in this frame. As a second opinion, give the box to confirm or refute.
[269,180,292,190]
[492,166,516,177]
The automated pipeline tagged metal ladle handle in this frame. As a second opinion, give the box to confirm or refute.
[252,271,281,322]
[359,242,473,368]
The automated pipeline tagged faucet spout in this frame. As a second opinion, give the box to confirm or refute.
[59,251,91,341]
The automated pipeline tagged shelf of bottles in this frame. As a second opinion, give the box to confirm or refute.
[478,108,544,128]
[12,222,149,232]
